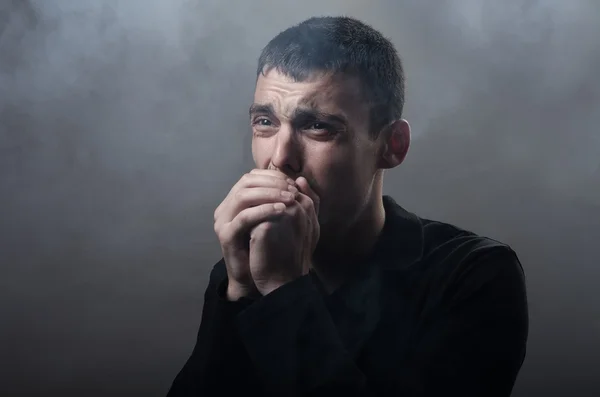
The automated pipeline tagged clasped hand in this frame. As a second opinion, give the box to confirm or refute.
[213,169,320,299]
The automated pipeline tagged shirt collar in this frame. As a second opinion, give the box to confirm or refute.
[319,195,424,357]
[372,195,424,270]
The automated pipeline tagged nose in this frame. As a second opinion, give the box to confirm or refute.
[269,124,301,174]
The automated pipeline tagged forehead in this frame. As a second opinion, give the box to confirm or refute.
[253,69,367,116]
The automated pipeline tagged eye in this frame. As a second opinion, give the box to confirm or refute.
[307,122,331,133]
[254,118,272,126]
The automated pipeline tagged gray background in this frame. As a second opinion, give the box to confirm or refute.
[1,0,599,396]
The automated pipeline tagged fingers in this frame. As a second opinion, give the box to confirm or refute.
[214,172,297,223]
[240,173,293,189]
[248,172,319,221]
[220,187,297,224]
[295,176,320,217]
[214,169,319,241]
[250,169,295,185]
[221,202,288,241]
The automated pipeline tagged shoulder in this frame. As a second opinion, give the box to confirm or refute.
[417,217,525,294]
[420,218,517,263]
[389,217,529,334]
[380,196,521,278]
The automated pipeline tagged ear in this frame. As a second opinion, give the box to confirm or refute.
[377,119,411,169]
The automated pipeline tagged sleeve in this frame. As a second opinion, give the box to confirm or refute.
[168,249,528,396]
[234,274,368,396]
[233,248,528,397]
[400,247,529,397]
[166,260,266,397]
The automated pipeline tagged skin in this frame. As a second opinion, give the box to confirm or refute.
[213,68,410,299]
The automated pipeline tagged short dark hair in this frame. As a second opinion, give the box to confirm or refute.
[257,16,405,138]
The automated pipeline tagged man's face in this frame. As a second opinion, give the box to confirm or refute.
[250,68,382,235]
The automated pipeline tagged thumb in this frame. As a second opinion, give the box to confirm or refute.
[295,176,320,216]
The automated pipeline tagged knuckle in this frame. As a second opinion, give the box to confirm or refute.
[215,226,226,242]
[259,221,275,232]
[234,188,246,202]
[259,204,272,217]
[238,209,252,226]
[228,211,243,229]
[242,172,252,181]
[214,202,225,220]
[218,225,234,244]
[255,220,272,231]
[238,173,251,187]
[250,224,265,238]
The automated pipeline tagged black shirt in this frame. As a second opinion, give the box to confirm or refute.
[166,195,528,396]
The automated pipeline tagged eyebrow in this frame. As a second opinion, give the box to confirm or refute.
[291,107,348,125]
[249,103,275,117]
[249,103,347,125]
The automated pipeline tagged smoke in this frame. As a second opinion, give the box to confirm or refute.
[1,1,598,396]
[388,0,600,189]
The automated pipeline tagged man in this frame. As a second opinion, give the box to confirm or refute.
[167,16,528,396]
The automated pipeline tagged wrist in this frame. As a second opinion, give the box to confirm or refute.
[256,283,282,297]
[255,278,295,296]
[226,281,259,301]
[254,268,310,296]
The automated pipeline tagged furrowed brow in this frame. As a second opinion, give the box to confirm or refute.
[249,103,275,117]
[291,107,347,125]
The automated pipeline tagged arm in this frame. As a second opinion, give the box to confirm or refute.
[234,248,528,396]
[166,260,266,396]
[235,274,367,396]
[403,248,529,396]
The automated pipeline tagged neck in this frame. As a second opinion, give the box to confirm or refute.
[312,185,386,292]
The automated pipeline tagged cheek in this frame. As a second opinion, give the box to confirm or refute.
[322,144,372,186]
[313,149,371,214]
[251,137,271,168]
